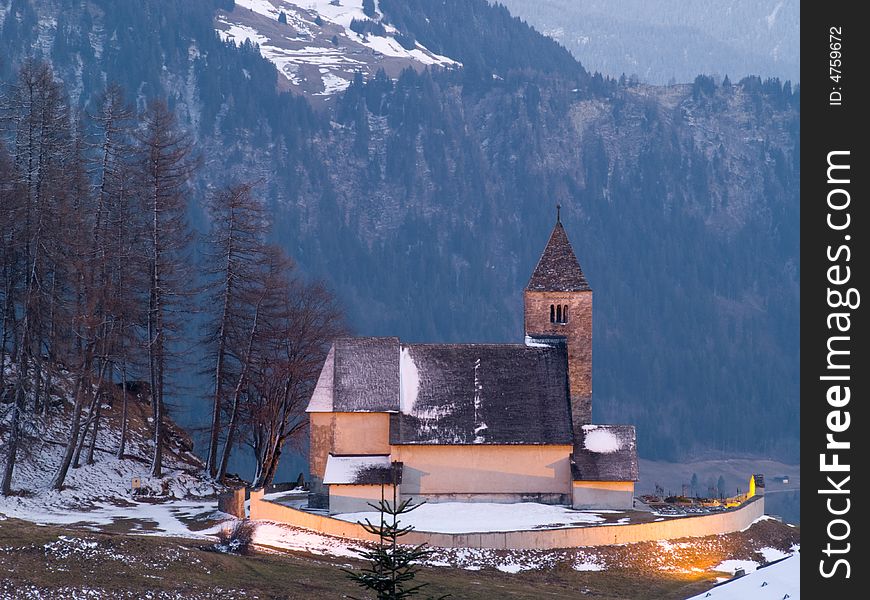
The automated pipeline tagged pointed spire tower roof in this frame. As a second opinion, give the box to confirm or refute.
[526,206,591,292]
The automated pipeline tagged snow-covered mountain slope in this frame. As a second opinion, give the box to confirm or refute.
[215,0,459,100]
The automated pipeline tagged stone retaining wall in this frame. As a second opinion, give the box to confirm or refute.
[249,489,765,550]
[218,488,246,519]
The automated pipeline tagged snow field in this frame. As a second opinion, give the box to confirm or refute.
[333,501,612,533]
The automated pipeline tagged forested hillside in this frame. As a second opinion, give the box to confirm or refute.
[0,0,800,467]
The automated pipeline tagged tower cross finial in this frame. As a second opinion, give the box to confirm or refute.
[556,203,561,224]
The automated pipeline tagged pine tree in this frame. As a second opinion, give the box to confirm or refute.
[344,477,447,600]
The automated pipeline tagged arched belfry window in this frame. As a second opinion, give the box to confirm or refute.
[550,304,555,323]
[556,305,562,323]
[562,305,569,323]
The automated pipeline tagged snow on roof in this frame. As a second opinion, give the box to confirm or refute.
[524,334,567,349]
[685,552,800,600]
[399,346,420,413]
[573,425,638,481]
[322,454,395,485]
[306,345,335,412]
[582,425,624,453]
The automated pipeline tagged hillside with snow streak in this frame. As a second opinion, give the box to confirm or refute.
[0,362,221,529]
[215,0,459,100]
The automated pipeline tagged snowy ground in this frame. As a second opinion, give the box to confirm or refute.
[0,366,223,536]
[685,551,800,599]
[332,501,619,533]
[253,519,611,574]
[1,494,224,538]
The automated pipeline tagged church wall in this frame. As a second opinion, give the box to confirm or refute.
[571,480,635,510]
[310,412,392,478]
[390,444,573,498]
[524,290,593,425]
[309,412,335,484]
[328,484,399,514]
[309,412,391,505]
[332,413,392,455]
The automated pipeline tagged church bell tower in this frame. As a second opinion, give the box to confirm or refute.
[524,207,593,426]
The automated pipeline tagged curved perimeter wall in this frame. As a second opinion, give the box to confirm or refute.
[249,490,765,550]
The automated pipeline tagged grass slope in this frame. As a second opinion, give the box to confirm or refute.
[0,517,799,599]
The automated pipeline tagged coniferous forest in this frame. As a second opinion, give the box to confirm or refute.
[0,0,800,473]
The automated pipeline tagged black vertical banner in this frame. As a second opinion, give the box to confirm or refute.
[802,3,867,597]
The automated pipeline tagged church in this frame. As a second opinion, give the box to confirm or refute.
[305,214,638,514]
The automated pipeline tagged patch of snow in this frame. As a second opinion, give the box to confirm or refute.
[523,335,551,347]
[495,562,524,573]
[740,514,776,531]
[0,436,219,528]
[216,0,459,95]
[472,358,487,443]
[1,495,223,539]
[399,346,420,413]
[688,552,799,600]
[234,0,282,20]
[253,521,363,558]
[408,46,457,67]
[658,540,692,552]
[758,546,789,562]
[573,558,604,571]
[322,454,390,484]
[216,19,269,48]
[583,428,623,453]
[766,1,785,29]
[334,501,606,533]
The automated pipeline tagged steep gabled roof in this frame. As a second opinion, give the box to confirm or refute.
[307,336,574,445]
[391,343,573,445]
[334,337,400,412]
[526,221,591,292]
[572,425,639,482]
[307,345,335,412]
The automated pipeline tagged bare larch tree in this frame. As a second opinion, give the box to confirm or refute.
[135,99,198,478]
[202,181,267,480]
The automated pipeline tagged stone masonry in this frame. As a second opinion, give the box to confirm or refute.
[524,289,593,425]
